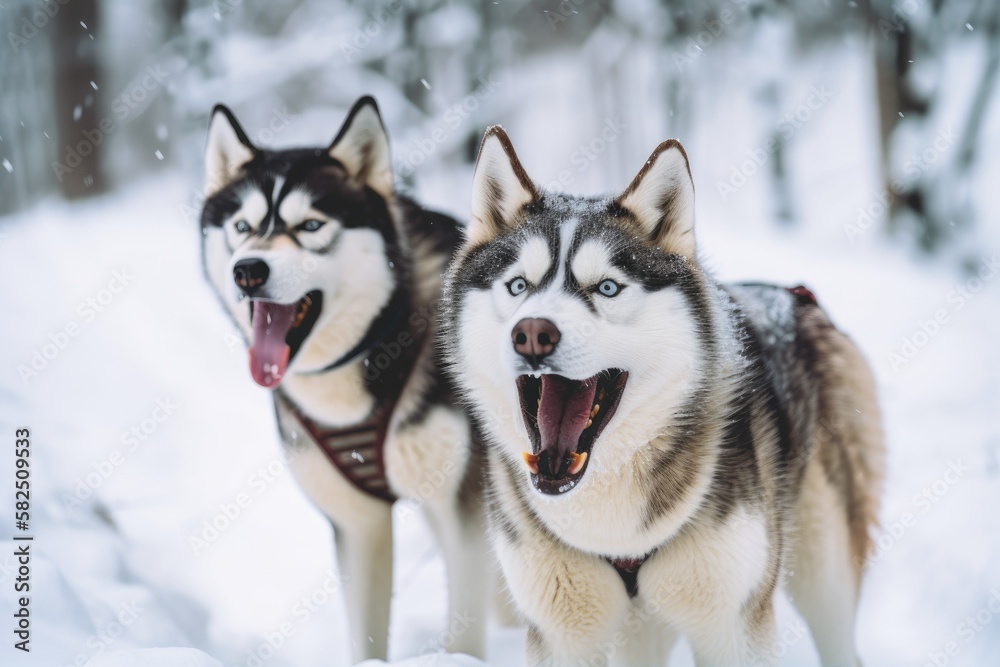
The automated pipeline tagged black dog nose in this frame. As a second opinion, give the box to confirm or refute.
[511,318,561,367]
[233,258,269,296]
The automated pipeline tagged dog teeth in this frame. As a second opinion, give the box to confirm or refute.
[522,451,539,474]
[293,298,310,327]
[599,389,606,400]
[585,418,593,429]
[567,451,587,475]
[590,403,600,418]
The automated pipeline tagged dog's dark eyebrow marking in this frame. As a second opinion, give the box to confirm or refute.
[540,244,560,287]
[558,221,598,310]
[275,185,317,235]
[264,175,294,235]
[459,240,519,289]
[523,207,571,291]
[562,268,598,313]
[551,214,621,311]
[240,175,277,238]
[530,220,560,289]
[609,243,683,291]
[564,208,684,293]
[200,182,243,229]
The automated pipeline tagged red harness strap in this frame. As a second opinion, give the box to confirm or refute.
[276,316,425,504]
[606,554,651,598]
[787,284,818,306]
[282,398,397,503]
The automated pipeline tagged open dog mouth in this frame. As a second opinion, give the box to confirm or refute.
[516,370,628,495]
[247,290,323,388]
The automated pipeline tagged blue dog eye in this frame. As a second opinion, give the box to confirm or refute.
[508,277,527,296]
[597,279,621,297]
[234,220,250,233]
[301,219,324,232]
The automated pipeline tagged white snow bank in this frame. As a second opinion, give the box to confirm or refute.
[91,648,225,667]
[358,655,488,667]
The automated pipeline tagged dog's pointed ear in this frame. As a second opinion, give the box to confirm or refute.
[614,140,696,259]
[205,104,256,196]
[329,96,392,199]
[468,126,539,247]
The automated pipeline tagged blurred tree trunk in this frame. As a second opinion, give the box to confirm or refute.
[0,2,47,215]
[867,0,998,254]
[867,0,938,249]
[401,1,434,113]
[463,0,497,163]
[163,0,187,35]
[52,0,105,199]
[955,5,1000,196]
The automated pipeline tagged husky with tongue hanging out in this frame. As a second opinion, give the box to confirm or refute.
[199,97,490,663]
[442,127,885,666]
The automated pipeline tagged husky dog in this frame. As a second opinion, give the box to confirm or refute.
[442,127,884,666]
[199,97,488,663]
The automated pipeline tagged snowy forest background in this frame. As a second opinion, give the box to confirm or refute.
[3,0,1000,258]
[1,1,999,666]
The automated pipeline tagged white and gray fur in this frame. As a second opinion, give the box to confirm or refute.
[200,97,493,663]
[441,127,885,666]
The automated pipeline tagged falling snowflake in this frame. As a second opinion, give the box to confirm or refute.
[154,150,164,160]
[2,159,12,173]
[90,81,98,90]
[420,78,432,90]
[73,105,82,121]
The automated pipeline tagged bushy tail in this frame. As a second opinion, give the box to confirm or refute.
[814,321,886,573]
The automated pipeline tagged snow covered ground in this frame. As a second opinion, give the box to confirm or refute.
[2,46,999,667]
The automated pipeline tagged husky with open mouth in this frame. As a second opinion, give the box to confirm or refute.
[442,127,885,666]
[199,97,489,663]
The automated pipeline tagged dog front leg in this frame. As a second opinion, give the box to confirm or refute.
[683,601,778,667]
[497,534,630,667]
[332,504,393,663]
[422,497,488,658]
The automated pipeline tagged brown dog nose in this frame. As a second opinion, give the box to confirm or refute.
[512,318,561,367]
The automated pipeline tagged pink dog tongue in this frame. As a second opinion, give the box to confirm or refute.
[248,301,298,388]
[537,374,597,462]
